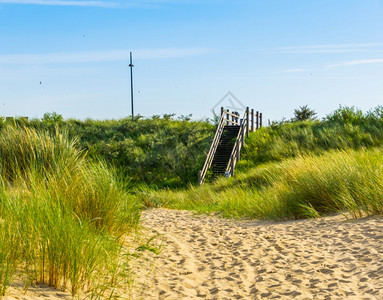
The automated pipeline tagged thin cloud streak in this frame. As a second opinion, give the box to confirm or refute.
[280,43,383,54]
[0,0,118,7]
[0,0,192,7]
[283,43,383,49]
[327,58,383,68]
[284,49,370,54]
[0,48,214,64]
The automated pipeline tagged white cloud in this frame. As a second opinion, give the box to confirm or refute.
[327,58,383,68]
[0,48,214,64]
[280,43,383,54]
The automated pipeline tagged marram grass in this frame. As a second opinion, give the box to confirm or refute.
[240,115,383,169]
[142,147,383,220]
[0,125,140,296]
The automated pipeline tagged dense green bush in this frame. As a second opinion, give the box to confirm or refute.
[326,105,364,124]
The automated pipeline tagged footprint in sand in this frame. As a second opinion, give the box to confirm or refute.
[126,209,383,300]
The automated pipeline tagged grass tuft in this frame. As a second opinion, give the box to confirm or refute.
[0,125,140,296]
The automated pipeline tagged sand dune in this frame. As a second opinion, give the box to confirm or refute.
[130,209,383,299]
[5,208,383,299]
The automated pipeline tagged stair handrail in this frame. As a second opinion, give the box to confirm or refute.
[222,110,241,125]
[199,106,263,184]
[198,110,226,185]
[225,107,250,177]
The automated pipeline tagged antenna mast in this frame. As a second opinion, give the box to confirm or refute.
[129,52,134,119]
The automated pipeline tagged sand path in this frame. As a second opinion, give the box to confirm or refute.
[130,208,383,300]
[5,209,383,299]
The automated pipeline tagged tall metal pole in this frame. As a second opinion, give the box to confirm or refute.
[129,52,134,119]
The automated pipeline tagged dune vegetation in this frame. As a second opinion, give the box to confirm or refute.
[142,147,383,219]
[0,125,140,296]
[0,114,212,296]
[142,105,383,220]
[13,113,215,187]
[1,105,383,296]
[239,105,383,170]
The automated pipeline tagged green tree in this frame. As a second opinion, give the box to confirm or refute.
[42,112,63,124]
[293,105,317,122]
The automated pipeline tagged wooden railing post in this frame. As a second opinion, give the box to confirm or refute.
[256,111,259,130]
[260,113,263,128]
[251,109,254,132]
[246,107,249,138]
[226,109,230,126]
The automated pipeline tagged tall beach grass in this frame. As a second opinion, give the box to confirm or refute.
[0,125,140,296]
[142,147,383,220]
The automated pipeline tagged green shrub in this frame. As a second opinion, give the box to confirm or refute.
[326,105,364,124]
[242,107,383,168]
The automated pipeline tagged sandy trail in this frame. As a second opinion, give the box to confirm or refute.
[5,208,383,299]
[130,208,383,300]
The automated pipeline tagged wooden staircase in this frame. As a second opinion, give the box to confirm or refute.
[210,125,240,179]
[198,107,262,185]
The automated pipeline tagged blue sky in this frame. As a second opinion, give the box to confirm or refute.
[0,0,382,121]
